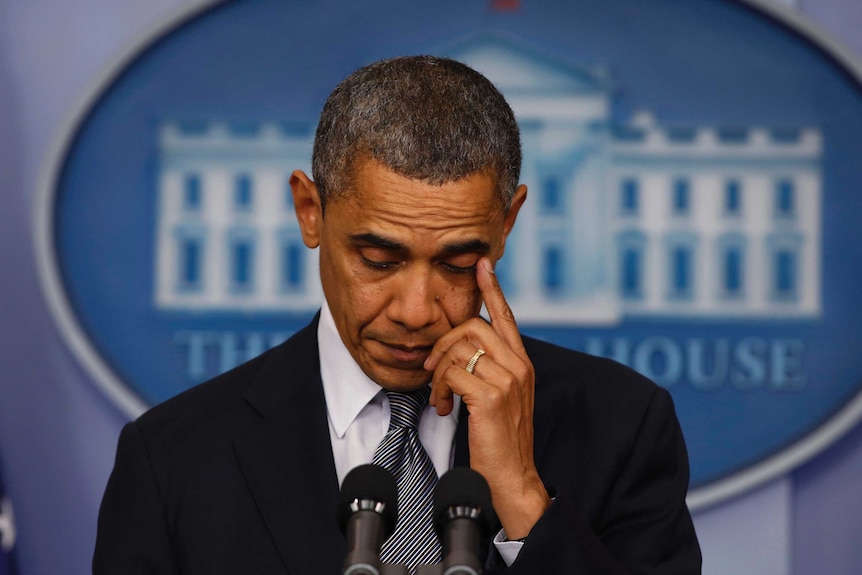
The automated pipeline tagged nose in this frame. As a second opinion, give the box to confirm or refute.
[386,264,442,330]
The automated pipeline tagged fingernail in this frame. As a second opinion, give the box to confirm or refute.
[482,258,495,273]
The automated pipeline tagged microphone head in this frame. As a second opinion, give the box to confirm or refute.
[337,464,398,538]
[433,467,496,538]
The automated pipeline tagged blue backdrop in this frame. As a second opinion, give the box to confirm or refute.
[1,1,862,574]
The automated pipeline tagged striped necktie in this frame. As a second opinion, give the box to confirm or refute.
[372,387,441,574]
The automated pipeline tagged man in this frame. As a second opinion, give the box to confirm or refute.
[94,56,701,574]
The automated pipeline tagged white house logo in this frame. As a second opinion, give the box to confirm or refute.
[36,0,862,509]
[156,39,822,323]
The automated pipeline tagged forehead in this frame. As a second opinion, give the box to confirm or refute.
[330,160,505,234]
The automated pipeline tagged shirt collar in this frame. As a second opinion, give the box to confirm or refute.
[318,301,384,439]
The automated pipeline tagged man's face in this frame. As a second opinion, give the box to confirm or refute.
[291,159,525,391]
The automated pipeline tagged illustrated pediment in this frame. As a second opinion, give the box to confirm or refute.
[442,33,608,96]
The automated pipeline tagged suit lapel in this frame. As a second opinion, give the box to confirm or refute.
[531,370,557,476]
[453,401,471,467]
[233,318,346,574]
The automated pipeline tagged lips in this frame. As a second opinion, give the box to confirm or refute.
[375,340,434,367]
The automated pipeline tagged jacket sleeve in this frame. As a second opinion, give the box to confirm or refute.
[490,387,702,575]
[93,421,178,575]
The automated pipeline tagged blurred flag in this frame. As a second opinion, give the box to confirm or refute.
[491,0,520,11]
[0,461,17,575]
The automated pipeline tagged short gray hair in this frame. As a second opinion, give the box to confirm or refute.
[312,55,521,210]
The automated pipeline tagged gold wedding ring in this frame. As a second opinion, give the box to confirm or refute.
[465,349,486,375]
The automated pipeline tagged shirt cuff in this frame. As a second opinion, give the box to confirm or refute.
[492,528,524,567]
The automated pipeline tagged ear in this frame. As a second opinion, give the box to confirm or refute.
[499,184,527,256]
[289,170,323,248]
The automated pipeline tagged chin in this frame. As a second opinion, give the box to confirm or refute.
[373,369,431,392]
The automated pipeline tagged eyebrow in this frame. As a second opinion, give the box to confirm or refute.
[440,238,491,256]
[350,233,406,251]
[349,233,491,256]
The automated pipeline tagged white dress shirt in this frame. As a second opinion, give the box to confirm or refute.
[317,301,523,566]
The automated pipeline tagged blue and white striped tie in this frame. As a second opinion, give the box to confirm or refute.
[372,387,441,574]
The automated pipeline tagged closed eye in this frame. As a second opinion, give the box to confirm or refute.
[440,255,479,274]
[362,256,400,270]
[359,247,402,270]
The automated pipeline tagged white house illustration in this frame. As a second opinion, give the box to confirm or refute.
[154,35,822,324]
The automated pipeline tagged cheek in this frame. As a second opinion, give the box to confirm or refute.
[343,266,392,321]
[438,277,483,324]
[320,247,379,323]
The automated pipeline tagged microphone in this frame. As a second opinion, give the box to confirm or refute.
[338,464,399,575]
[433,468,496,575]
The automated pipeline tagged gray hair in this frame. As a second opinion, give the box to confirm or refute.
[311,55,521,210]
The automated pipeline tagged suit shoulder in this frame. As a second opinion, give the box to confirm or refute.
[135,320,317,441]
[522,335,683,482]
[137,349,263,423]
[522,334,662,408]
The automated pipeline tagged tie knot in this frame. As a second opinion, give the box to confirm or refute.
[385,387,431,431]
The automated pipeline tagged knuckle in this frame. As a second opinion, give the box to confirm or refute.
[442,364,459,379]
[485,386,504,405]
[460,337,479,353]
[465,316,489,332]
[515,362,532,383]
[501,303,517,324]
[496,370,517,392]
[502,302,515,319]
[490,303,516,328]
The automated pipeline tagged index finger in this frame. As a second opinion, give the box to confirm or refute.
[477,257,524,352]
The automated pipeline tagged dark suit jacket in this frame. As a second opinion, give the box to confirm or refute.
[93,318,701,574]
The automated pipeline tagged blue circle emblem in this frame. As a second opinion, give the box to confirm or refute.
[37,0,862,508]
